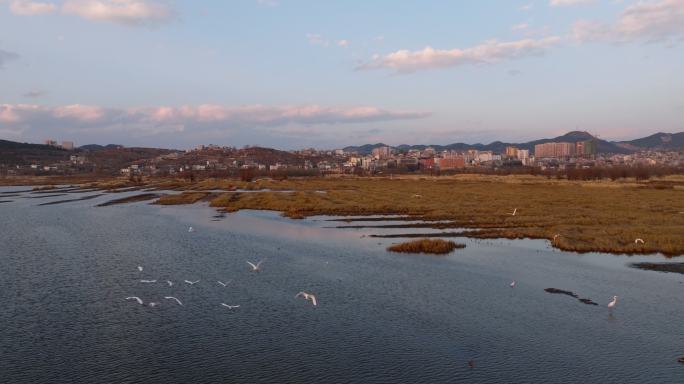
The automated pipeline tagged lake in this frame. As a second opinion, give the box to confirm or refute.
[1,186,682,383]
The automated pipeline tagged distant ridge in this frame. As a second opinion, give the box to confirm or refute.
[79,144,124,151]
[343,131,683,155]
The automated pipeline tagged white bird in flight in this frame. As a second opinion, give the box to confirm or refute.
[167,280,173,286]
[221,303,240,309]
[137,266,143,272]
[608,296,618,309]
[126,296,143,305]
[295,291,318,306]
[509,208,517,216]
[217,280,231,287]
[634,238,645,244]
[140,279,157,283]
[164,296,183,306]
[184,280,200,285]
[510,280,516,288]
[247,260,265,272]
[188,226,194,232]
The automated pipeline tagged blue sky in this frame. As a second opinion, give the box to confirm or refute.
[0,0,683,149]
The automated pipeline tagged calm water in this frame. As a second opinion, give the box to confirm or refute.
[1,186,683,383]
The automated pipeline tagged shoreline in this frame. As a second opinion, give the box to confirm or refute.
[2,174,683,256]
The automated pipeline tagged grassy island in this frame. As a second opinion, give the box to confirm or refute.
[387,239,465,254]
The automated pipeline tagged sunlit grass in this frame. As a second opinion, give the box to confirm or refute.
[387,239,464,254]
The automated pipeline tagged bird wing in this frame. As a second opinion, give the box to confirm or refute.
[310,295,317,306]
[164,296,182,305]
[246,261,257,269]
[256,260,265,268]
[295,292,304,298]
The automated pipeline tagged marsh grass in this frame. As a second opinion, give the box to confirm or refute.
[10,174,683,256]
[387,239,464,254]
[155,192,213,205]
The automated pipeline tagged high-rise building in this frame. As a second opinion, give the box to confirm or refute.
[371,146,391,159]
[505,146,519,158]
[61,141,74,150]
[534,142,576,158]
[576,140,596,156]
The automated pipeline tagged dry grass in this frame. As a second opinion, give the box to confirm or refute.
[155,192,213,205]
[7,174,684,256]
[388,239,464,254]
[97,193,162,206]
[203,177,684,256]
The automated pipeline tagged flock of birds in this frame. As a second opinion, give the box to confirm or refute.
[125,251,317,309]
[130,212,626,314]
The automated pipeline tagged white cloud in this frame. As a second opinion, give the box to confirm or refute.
[0,49,20,69]
[23,90,47,98]
[337,39,350,47]
[0,103,429,137]
[520,3,533,11]
[573,0,684,42]
[358,36,562,74]
[306,33,329,47]
[62,0,174,26]
[9,0,57,15]
[511,23,530,31]
[550,0,596,6]
[256,0,278,7]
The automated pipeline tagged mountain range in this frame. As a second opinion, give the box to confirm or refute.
[1,131,682,160]
[342,131,684,155]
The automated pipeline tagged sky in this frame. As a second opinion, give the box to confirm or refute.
[0,0,683,149]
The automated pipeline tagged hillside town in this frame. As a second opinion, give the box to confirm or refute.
[1,133,683,178]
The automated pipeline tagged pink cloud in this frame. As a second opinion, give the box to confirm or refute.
[574,0,684,42]
[358,36,562,73]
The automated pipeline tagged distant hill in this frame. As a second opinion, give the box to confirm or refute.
[616,132,684,151]
[0,139,70,165]
[79,144,124,151]
[523,131,629,154]
[343,131,681,155]
[342,143,391,155]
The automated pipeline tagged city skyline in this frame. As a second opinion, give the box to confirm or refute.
[1,0,683,149]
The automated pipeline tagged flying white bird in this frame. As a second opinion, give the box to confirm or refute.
[510,280,516,288]
[126,297,143,305]
[217,280,231,287]
[635,238,644,244]
[137,266,143,272]
[295,291,317,306]
[164,296,183,306]
[140,279,157,283]
[221,303,240,309]
[188,226,194,232]
[167,280,173,286]
[412,194,422,198]
[509,208,517,216]
[247,260,265,272]
[608,296,618,309]
[184,280,200,285]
